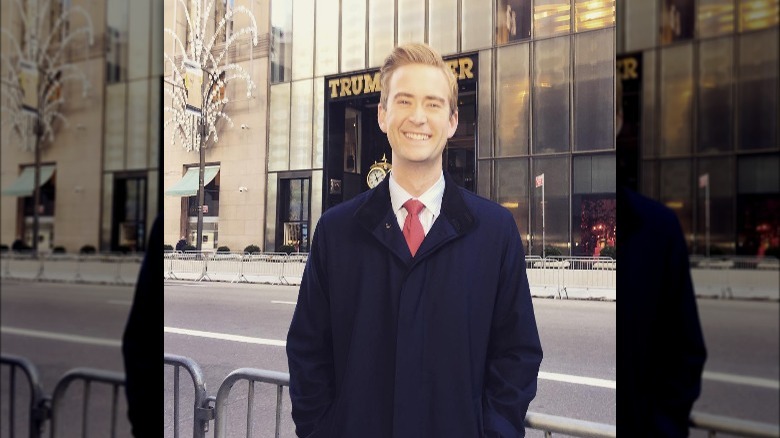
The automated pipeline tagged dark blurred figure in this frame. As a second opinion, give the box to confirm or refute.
[618,71,707,435]
[122,213,163,436]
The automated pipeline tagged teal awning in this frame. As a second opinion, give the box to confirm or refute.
[164,165,220,196]
[2,165,56,197]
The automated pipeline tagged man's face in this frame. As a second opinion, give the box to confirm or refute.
[378,64,458,170]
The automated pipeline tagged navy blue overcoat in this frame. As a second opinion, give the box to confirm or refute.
[287,173,543,438]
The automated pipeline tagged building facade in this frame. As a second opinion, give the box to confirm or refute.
[1,0,161,253]
[164,0,617,257]
[617,0,779,255]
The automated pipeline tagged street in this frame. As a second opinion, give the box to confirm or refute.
[2,279,777,437]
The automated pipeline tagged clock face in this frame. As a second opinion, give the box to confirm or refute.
[367,167,387,188]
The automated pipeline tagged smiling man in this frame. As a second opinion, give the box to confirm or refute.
[286,43,543,438]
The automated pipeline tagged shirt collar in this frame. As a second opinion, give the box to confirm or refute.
[389,171,445,216]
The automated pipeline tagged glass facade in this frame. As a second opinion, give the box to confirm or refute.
[618,0,779,255]
[267,0,616,255]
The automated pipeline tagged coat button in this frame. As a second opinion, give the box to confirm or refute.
[385,222,391,229]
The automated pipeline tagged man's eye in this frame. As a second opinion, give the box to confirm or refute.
[428,102,442,108]
[398,99,410,105]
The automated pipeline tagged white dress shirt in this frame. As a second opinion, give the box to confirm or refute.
[388,172,445,236]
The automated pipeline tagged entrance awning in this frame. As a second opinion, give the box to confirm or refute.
[164,165,220,197]
[1,165,56,197]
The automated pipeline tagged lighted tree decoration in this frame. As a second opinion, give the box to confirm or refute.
[1,0,94,252]
[164,0,259,151]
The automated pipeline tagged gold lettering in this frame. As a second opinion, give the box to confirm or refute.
[351,75,364,95]
[617,58,638,80]
[340,77,352,97]
[363,73,381,93]
[446,60,459,78]
[458,58,474,80]
[328,79,340,98]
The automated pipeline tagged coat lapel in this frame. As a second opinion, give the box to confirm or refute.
[354,172,477,265]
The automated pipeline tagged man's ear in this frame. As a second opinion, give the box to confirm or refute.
[377,104,387,133]
[447,109,459,138]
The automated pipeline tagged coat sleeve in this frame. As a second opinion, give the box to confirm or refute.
[286,222,335,438]
[650,212,707,436]
[482,215,543,438]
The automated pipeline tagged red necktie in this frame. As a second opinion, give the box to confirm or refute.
[403,199,425,257]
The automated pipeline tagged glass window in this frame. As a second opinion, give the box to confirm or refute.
[104,84,126,170]
[398,0,425,44]
[533,0,571,38]
[128,0,150,80]
[107,0,128,83]
[127,80,150,169]
[573,154,616,194]
[659,43,693,156]
[368,0,395,68]
[739,0,780,32]
[533,36,570,154]
[478,49,493,159]
[315,0,339,76]
[695,157,734,254]
[101,174,113,251]
[531,156,570,256]
[641,49,657,158]
[624,0,656,51]
[271,0,293,83]
[428,0,458,55]
[738,28,778,151]
[290,80,313,170]
[660,159,692,248]
[660,0,695,44]
[268,83,291,171]
[641,160,658,199]
[697,37,733,154]
[279,177,311,252]
[496,0,532,44]
[292,0,315,80]
[738,154,780,194]
[342,0,367,71]
[574,0,615,32]
[313,77,325,168]
[495,158,530,248]
[496,43,530,157]
[477,159,492,198]
[462,0,493,51]
[697,0,735,38]
[265,174,278,251]
[311,170,324,240]
[574,28,614,152]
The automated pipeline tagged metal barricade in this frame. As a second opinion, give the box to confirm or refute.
[37,254,81,283]
[281,253,308,285]
[76,254,124,284]
[1,252,11,279]
[169,251,209,282]
[164,251,178,280]
[49,367,125,438]
[206,252,245,283]
[1,354,49,438]
[214,368,290,438]
[4,252,43,281]
[524,411,616,437]
[558,257,616,300]
[116,255,143,285]
[526,257,569,299]
[690,256,780,300]
[164,354,213,438]
[241,253,287,284]
[690,411,780,437]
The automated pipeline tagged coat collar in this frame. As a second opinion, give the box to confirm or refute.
[355,172,476,262]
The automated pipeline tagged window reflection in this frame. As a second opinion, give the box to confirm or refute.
[496,43,530,157]
[660,43,693,156]
[534,0,571,38]
[533,36,570,154]
[271,0,292,83]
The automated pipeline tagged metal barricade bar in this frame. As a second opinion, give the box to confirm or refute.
[690,411,780,438]
[49,367,125,438]
[524,411,616,437]
[214,368,290,438]
[164,354,213,438]
[1,353,49,438]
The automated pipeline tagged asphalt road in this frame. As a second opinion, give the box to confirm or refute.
[0,279,135,438]
[2,279,777,437]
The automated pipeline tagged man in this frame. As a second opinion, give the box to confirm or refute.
[287,43,543,438]
[616,71,706,435]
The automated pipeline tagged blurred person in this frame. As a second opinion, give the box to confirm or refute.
[617,70,707,436]
[286,43,543,438]
[122,213,163,437]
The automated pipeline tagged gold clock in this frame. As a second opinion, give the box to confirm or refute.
[367,154,392,189]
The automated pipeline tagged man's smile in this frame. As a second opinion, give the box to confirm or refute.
[403,132,432,141]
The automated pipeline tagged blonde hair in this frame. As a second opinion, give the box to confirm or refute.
[379,43,458,116]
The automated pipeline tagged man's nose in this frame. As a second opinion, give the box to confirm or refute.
[408,104,427,124]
